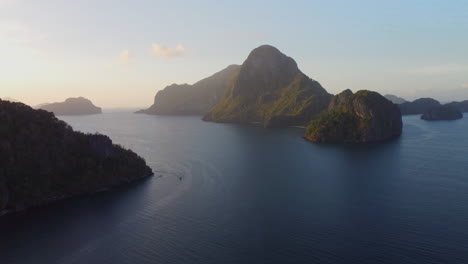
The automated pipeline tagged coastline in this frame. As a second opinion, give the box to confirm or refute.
[0,172,153,217]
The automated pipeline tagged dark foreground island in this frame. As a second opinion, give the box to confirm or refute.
[0,99,153,216]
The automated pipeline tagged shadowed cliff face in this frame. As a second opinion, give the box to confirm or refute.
[305,90,402,143]
[0,100,152,215]
[204,45,332,127]
[138,65,240,115]
[40,97,102,116]
[328,89,353,109]
[421,105,463,121]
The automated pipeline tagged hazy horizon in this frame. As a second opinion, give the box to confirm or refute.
[1,0,468,108]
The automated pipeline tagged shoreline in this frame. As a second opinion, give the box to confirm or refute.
[0,173,153,217]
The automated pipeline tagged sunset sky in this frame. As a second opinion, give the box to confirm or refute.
[1,0,467,108]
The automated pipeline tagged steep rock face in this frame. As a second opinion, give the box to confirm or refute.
[40,97,102,116]
[305,90,402,143]
[398,98,441,115]
[384,94,407,104]
[445,100,468,113]
[138,65,240,115]
[328,89,353,109]
[203,45,332,127]
[421,105,463,121]
[0,100,152,215]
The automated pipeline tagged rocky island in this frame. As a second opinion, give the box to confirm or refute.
[384,94,407,104]
[40,97,102,116]
[445,100,468,113]
[421,105,463,121]
[398,98,441,115]
[0,100,153,216]
[138,44,404,143]
[137,65,240,115]
[305,90,402,143]
[203,45,332,128]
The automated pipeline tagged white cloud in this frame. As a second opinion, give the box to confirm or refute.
[407,64,468,75]
[0,20,42,45]
[118,49,132,64]
[150,43,187,60]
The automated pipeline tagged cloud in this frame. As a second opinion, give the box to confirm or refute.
[461,84,468,88]
[150,43,187,60]
[0,20,43,46]
[118,49,132,64]
[407,64,468,75]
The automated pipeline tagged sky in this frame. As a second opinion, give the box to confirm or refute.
[1,0,467,108]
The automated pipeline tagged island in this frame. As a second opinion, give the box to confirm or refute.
[137,44,404,144]
[444,100,468,113]
[0,99,153,216]
[305,90,402,143]
[421,105,463,121]
[203,45,332,128]
[137,65,240,115]
[384,94,407,104]
[40,97,102,116]
[398,98,441,115]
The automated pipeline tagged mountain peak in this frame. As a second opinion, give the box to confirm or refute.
[244,45,298,71]
[232,45,300,98]
[204,45,331,127]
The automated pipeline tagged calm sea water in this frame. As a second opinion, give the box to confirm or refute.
[1,113,468,264]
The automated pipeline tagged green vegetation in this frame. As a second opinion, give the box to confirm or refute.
[305,108,363,143]
[203,46,332,127]
[305,90,403,143]
[138,65,240,115]
[0,100,152,214]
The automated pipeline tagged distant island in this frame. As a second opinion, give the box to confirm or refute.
[137,65,240,115]
[388,96,468,119]
[305,90,402,143]
[40,97,102,116]
[384,94,407,104]
[398,98,441,115]
[445,100,468,113]
[421,105,463,121]
[0,99,153,216]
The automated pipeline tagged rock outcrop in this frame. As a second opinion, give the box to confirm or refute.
[398,98,441,115]
[421,105,463,121]
[40,97,102,116]
[305,90,402,143]
[137,65,240,115]
[203,45,332,128]
[0,100,152,216]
